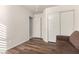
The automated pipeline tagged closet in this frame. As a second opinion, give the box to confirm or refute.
[47,10,74,42]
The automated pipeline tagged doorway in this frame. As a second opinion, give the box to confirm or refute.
[29,16,33,39]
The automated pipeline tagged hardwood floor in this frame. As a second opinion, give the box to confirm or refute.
[7,38,79,54]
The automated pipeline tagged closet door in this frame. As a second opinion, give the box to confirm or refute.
[48,13,60,42]
[60,10,74,36]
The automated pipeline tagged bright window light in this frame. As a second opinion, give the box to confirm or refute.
[0,24,7,54]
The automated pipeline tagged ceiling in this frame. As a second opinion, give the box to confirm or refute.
[23,5,56,14]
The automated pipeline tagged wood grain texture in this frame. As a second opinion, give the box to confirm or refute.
[7,38,79,54]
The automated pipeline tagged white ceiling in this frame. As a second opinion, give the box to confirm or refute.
[23,5,56,14]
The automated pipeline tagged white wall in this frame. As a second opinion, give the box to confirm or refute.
[0,6,8,53]
[0,6,8,25]
[32,14,42,38]
[6,6,33,49]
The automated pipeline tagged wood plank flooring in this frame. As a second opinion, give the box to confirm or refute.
[7,38,79,54]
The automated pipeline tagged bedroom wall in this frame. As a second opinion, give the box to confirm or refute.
[0,6,8,53]
[7,6,33,50]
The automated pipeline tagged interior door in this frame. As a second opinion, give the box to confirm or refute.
[60,10,74,36]
[48,13,60,42]
[32,15,41,37]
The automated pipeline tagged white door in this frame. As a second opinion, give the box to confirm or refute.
[32,15,41,37]
[48,13,60,42]
[60,10,74,36]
